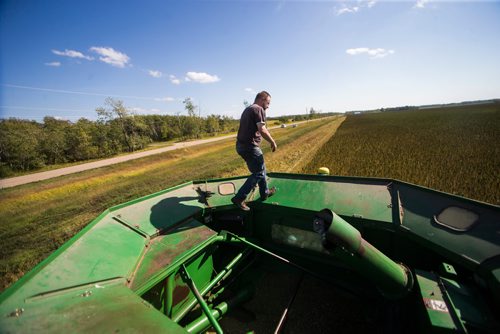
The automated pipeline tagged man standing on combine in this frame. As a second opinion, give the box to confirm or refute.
[231,91,277,211]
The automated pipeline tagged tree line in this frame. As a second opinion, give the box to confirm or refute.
[0,98,238,176]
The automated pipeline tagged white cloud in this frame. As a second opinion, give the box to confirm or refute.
[337,6,359,15]
[169,75,181,85]
[52,49,93,60]
[335,0,377,16]
[346,47,395,58]
[414,0,430,9]
[244,88,256,94]
[90,46,130,68]
[154,97,175,102]
[45,61,61,67]
[148,70,162,78]
[185,71,220,84]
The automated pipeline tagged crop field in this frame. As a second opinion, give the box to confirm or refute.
[302,104,500,205]
[0,117,344,291]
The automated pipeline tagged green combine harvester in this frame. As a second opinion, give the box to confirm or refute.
[1,172,499,333]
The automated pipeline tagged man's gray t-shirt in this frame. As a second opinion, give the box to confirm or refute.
[236,104,266,147]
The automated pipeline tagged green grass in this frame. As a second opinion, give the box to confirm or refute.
[0,118,338,291]
[302,104,500,205]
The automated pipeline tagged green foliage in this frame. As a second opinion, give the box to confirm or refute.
[302,104,500,205]
[0,98,239,174]
[0,119,45,171]
[41,117,70,164]
[183,97,197,117]
[97,98,149,152]
[205,115,220,134]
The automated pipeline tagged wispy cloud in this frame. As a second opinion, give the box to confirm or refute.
[335,0,377,16]
[3,83,158,100]
[337,6,359,15]
[154,96,175,102]
[148,70,162,78]
[45,61,61,67]
[346,47,395,58]
[0,105,90,113]
[90,47,130,68]
[185,71,220,84]
[52,49,94,60]
[169,75,181,85]
[244,88,256,94]
[414,0,430,9]
[275,0,286,12]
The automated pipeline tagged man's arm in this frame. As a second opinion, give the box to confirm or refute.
[257,123,277,152]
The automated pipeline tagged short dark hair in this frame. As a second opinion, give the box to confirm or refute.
[254,91,271,103]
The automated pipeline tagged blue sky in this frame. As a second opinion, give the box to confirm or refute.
[1,0,499,121]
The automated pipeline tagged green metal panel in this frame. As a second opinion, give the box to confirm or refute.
[192,177,248,208]
[415,270,461,332]
[112,184,205,237]
[1,214,146,313]
[264,175,393,223]
[395,182,500,269]
[0,280,186,333]
[1,173,499,333]
[130,219,216,289]
[440,276,500,332]
[168,247,216,319]
[415,269,500,333]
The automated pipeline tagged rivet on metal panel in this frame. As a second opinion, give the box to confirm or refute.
[388,204,393,208]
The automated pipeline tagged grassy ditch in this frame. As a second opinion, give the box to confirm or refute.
[0,117,344,291]
[303,104,500,205]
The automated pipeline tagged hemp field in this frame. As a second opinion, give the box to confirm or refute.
[302,104,500,205]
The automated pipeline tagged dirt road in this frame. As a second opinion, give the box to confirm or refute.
[0,119,323,189]
[0,134,237,189]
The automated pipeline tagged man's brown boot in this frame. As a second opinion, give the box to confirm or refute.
[231,197,250,211]
[261,186,276,201]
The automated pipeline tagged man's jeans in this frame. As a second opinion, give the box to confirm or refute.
[234,144,268,200]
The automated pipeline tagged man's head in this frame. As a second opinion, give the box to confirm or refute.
[254,91,271,110]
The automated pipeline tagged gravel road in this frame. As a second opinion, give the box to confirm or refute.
[0,133,237,189]
[0,119,322,189]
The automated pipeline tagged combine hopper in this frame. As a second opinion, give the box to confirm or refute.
[1,173,499,333]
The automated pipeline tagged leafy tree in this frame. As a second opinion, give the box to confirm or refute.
[41,117,70,164]
[0,119,45,170]
[182,98,202,138]
[205,115,220,134]
[65,118,98,161]
[96,98,151,152]
[183,97,197,117]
